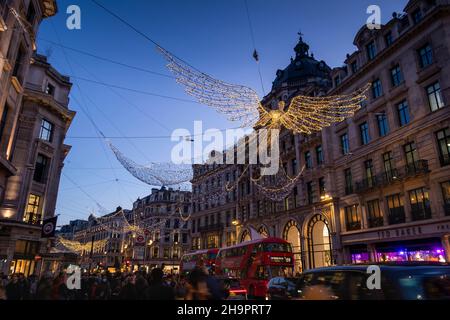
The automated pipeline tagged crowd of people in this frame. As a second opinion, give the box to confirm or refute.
[0,267,226,300]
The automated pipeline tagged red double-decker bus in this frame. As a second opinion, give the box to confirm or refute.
[180,248,219,275]
[215,238,294,298]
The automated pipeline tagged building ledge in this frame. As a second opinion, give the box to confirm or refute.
[0,155,17,176]
[40,0,58,18]
[2,59,12,72]
[0,218,42,230]
[11,76,23,93]
[0,15,7,32]
[23,88,76,125]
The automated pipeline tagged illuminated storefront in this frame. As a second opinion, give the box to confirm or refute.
[9,240,40,277]
[375,239,446,263]
[341,220,450,264]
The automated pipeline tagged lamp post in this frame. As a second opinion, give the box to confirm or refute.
[145,239,153,271]
[232,219,240,245]
[88,234,94,275]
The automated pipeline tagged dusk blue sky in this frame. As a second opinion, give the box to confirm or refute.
[37,0,408,226]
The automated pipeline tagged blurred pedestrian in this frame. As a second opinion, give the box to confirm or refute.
[6,274,22,300]
[51,273,68,300]
[185,267,210,300]
[0,278,7,300]
[135,272,149,299]
[36,273,53,300]
[147,268,174,300]
[119,275,137,300]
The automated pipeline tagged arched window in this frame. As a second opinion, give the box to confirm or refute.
[283,220,302,273]
[307,214,333,269]
[258,226,269,238]
[240,230,251,243]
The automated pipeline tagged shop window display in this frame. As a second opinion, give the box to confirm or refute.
[377,249,446,263]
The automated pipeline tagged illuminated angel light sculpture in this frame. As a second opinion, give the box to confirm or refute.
[159,47,371,134]
[108,142,193,187]
[57,237,109,254]
[251,164,306,202]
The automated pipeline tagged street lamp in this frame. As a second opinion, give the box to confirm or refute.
[320,193,332,201]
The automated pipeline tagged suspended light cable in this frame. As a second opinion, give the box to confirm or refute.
[243,0,265,95]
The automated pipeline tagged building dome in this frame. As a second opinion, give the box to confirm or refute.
[271,35,331,90]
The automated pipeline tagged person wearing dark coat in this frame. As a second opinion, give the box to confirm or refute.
[119,275,138,300]
[6,274,22,300]
[135,273,149,299]
[147,268,175,300]
[36,276,53,300]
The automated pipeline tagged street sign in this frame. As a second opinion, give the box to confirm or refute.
[135,235,145,246]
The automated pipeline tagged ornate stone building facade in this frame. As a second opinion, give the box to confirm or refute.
[0,0,73,276]
[328,0,450,264]
[72,207,131,272]
[127,187,191,273]
[0,0,57,210]
[191,35,336,274]
[190,0,450,272]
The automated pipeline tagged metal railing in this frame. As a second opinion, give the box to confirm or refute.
[355,160,429,194]
[444,204,450,216]
[411,207,432,221]
[198,223,224,233]
[346,221,361,231]
[388,208,406,225]
[368,217,384,228]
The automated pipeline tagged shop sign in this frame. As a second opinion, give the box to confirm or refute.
[377,221,450,240]
[378,226,423,240]
[135,235,145,246]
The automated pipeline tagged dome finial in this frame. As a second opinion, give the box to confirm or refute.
[294,31,309,58]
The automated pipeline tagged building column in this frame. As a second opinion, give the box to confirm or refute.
[5,239,14,274]
[300,236,308,271]
[442,235,450,262]
[360,201,368,229]
[381,196,390,226]
[403,194,412,223]
[341,246,351,265]
[367,243,377,262]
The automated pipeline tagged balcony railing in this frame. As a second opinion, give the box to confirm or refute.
[368,217,384,228]
[355,177,378,193]
[346,221,361,231]
[23,214,42,225]
[198,223,224,233]
[439,154,450,167]
[405,160,429,177]
[411,206,432,221]
[354,160,429,194]
[388,208,406,225]
[444,204,450,216]
[345,186,354,195]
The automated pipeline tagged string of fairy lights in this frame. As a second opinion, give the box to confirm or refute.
[57,237,109,254]
[44,0,374,245]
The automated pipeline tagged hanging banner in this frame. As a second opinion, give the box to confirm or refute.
[41,216,58,238]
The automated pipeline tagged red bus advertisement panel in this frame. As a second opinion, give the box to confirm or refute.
[180,248,219,275]
[216,238,294,298]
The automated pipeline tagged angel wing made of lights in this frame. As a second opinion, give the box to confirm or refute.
[257,83,372,134]
[108,142,193,187]
[158,47,263,128]
[159,47,371,134]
